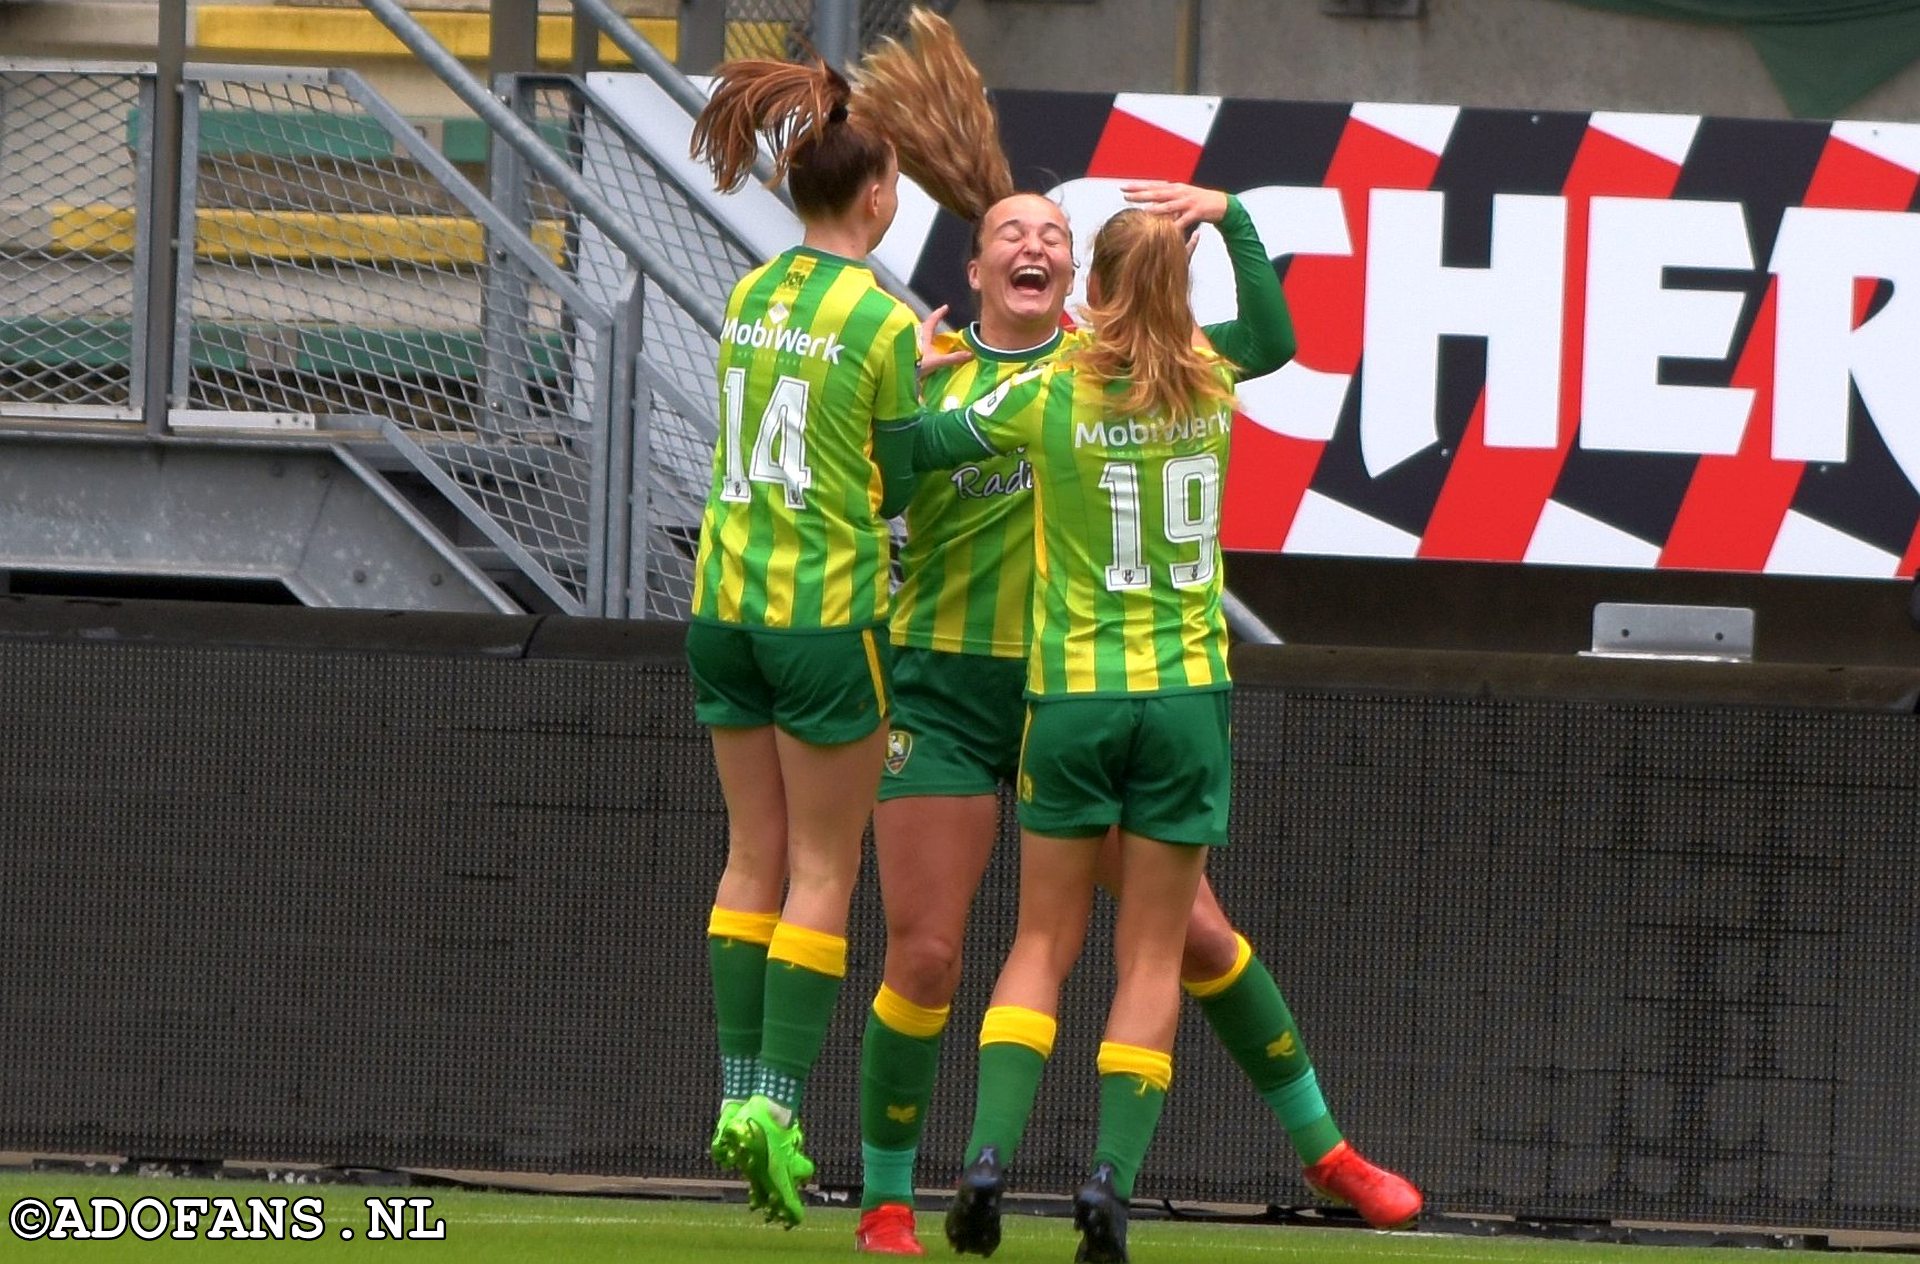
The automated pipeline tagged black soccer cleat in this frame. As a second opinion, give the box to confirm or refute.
[944,1146,1006,1257]
[1072,1162,1129,1264]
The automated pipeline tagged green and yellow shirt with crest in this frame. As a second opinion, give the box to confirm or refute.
[691,246,919,631]
[890,325,1086,659]
[915,357,1239,699]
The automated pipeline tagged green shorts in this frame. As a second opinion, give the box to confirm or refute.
[1017,690,1232,847]
[685,621,891,745]
[878,646,1027,800]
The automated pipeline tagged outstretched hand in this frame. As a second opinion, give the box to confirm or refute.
[1121,181,1229,235]
[918,304,972,378]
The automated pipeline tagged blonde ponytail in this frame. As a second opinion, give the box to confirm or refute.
[1073,210,1236,423]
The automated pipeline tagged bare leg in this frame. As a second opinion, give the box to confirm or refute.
[774,725,888,934]
[988,830,1100,1016]
[710,725,788,914]
[873,794,1002,1008]
[1096,829,1239,984]
[1103,831,1208,1052]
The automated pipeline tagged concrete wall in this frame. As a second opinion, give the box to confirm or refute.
[13,0,1920,122]
[950,0,1920,122]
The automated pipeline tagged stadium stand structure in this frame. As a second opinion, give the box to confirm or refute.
[0,0,1002,627]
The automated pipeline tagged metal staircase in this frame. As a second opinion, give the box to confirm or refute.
[0,7,908,617]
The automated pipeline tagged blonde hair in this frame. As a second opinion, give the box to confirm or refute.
[851,7,1013,223]
[1073,209,1236,422]
[689,58,893,217]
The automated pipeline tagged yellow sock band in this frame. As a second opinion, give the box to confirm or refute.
[979,1005,1057,1058]
[1182,932,1254,998]
[1097,1041,1173,1092]
[873,984,950,1039]
[766,921,849,978]
[707,906,780,945]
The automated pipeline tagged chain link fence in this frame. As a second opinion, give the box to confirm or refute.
[176,67,617,613]
[0,62,151,418]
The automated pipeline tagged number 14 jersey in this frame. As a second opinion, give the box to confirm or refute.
[692,246,920,632]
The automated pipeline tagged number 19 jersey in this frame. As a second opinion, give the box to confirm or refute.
[691,246,920,631]
[949,358,1237,699]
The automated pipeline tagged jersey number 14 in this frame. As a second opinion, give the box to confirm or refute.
[1099,454,1219,591]
[721,369,814,509]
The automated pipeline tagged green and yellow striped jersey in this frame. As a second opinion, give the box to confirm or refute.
[918,356,1238,699]
[691,246,920,631]
[897,195,1296,673]
[890,325,1083,658]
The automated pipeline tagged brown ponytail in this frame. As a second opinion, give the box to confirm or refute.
[689,57,894,218]
[851,8,1013,224]
[1074,209,1236,423]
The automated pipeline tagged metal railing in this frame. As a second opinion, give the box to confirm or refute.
[175,65,620,614]
[0,58,624,615]
[508,71,757,619]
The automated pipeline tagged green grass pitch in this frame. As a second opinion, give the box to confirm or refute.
[1,1173,1912,1262]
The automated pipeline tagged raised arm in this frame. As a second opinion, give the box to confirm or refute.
[1123,182,1296,381]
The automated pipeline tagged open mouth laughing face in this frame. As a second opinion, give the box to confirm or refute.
[969,193,1074,339]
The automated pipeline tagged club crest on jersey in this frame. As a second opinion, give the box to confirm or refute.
[885,730,914,775]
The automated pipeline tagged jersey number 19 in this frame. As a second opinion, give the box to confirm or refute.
[1099,453,1219,592]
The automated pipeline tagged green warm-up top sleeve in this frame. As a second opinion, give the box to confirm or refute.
[1199,194,1296,382]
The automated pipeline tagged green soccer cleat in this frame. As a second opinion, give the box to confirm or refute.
[736,1094,815,1228]
[710,1099,748,1172]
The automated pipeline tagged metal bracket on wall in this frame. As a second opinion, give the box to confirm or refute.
[1587,602,1755,663]
[1320,0,1424,16]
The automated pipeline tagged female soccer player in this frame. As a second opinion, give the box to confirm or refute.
[845,14,1419,1259]
[685,54,921,1230]
[907,202,1256,1264]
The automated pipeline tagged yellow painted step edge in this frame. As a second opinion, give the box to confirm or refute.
[54,206,568,267]
[195,7,679,65]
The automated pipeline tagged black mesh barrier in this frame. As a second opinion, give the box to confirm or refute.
[0,601,1915,1232]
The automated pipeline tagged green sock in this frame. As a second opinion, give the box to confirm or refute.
[862,1144,916,1211]
[1267,1068,1343,1164]
[963,1043,1048,1166]
[1196,953,1343,1164]
[756,957,844,1117]
[860,1010,944,1208]
[1091,1071,1169,1199]
[708,933,768,1102]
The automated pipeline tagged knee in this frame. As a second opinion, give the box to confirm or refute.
[1009,926,1084,983]
[719,846,785,907]
[886,932,964,1004]
[1180,915,1243,984]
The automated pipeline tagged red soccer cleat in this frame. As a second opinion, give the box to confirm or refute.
[1301,1141,1423,1230]
[855,1202,926,1255]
